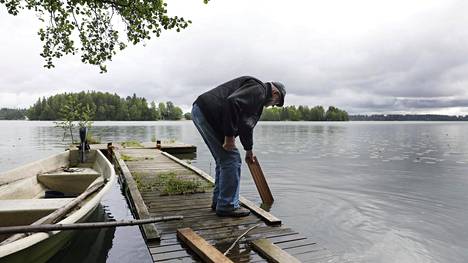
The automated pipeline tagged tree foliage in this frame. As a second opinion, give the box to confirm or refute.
[0,108,27,120]
[1,0,208,72]
[260,105,348,121]
[324,106,349,121]
[54,94,94,143]
[27,91,184,121]
[183,112,192,120]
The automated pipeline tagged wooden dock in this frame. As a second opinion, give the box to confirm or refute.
[91,142,197,154]
[111,144,334,262]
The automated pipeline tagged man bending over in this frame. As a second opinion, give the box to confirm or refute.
[191,76,286,217]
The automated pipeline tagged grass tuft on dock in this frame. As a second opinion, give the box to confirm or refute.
[121,154,134,161]
[163,175,202,195]
[120,154,154,162]
[121,140,143,148]
[133,172,212,195]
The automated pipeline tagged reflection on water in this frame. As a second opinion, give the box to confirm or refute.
[1,121,468,263]
[48,204,115,263]
[253,122,468,263]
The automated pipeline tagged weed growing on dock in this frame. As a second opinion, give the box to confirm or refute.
[132,172,160,191]
[121,140,143,148]
[121,154,154,162]
[161,172,213,195]
[120,154,134,161]
[133,172,147,190]
[133,171,212,195]
[163,177,201,195]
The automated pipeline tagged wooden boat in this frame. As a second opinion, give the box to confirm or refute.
[0,149,116,263]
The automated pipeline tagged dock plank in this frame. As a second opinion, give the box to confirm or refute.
[177,228,234,263]
[113,150,160,241]
[251,238,301,263]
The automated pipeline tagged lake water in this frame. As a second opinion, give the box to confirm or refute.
[1,121,467,263]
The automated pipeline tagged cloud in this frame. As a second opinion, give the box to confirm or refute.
[1,0,468,114]
[395,97,468,109]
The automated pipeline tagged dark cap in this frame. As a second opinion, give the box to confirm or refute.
[271,82,286,107]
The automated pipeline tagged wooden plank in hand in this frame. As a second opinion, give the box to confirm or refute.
[251,238,302,263]
[177,228,233,263]
[247,156,274,204]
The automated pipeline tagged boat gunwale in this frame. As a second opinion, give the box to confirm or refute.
[0,152,70,187]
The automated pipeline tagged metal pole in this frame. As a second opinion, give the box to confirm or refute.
[0,216,183,235]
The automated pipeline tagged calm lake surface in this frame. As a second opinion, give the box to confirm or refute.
[1,120,467,263]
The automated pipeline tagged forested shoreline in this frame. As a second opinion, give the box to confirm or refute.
[27,92,184,121]
[1,91,350,121]
[260,106,349,121]
[0,108,27,120]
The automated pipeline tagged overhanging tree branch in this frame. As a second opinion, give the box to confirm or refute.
[1,0,209,72]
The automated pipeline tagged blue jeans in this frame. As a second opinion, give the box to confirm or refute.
[191,104,241,211]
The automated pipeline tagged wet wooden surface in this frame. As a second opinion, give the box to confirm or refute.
[117,147,335,262]
[251,238,301,263]
[177,228,234,263]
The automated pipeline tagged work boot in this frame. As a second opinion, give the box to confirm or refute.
[216,207,250,217]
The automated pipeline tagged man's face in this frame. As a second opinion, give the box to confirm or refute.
[265,84,282,107]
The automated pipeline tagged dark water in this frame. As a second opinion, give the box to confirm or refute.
[1,121,468,263]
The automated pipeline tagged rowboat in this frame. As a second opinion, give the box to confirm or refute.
[0,149,116,263]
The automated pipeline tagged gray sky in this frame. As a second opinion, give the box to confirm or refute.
[1,0,468,115]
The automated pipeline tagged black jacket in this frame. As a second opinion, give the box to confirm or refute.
[194,76,272,151]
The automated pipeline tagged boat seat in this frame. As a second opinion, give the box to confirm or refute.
[0,198,74,227]
[37,167,101,195]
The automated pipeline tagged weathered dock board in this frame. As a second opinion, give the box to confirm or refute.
[177,228,234,263]
[89,142,196,154]
[115,147,335,262]
[113,150,160,241]
[141,142,197,154]
[251,238,301,263]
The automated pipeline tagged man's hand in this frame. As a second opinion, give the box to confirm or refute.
[245,150,255,164]
[223,136,236,151]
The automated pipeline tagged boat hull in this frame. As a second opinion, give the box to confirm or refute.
[0,204,98,263]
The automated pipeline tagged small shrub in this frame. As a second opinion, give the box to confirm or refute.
[86,132,101,144]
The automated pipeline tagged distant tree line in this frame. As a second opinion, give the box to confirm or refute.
[27,91,185,121]
[260,105,349,121]
[350,114,468,121]
[0,108,27,120]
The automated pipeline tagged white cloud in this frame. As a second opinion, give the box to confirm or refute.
[1,0,468,114]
